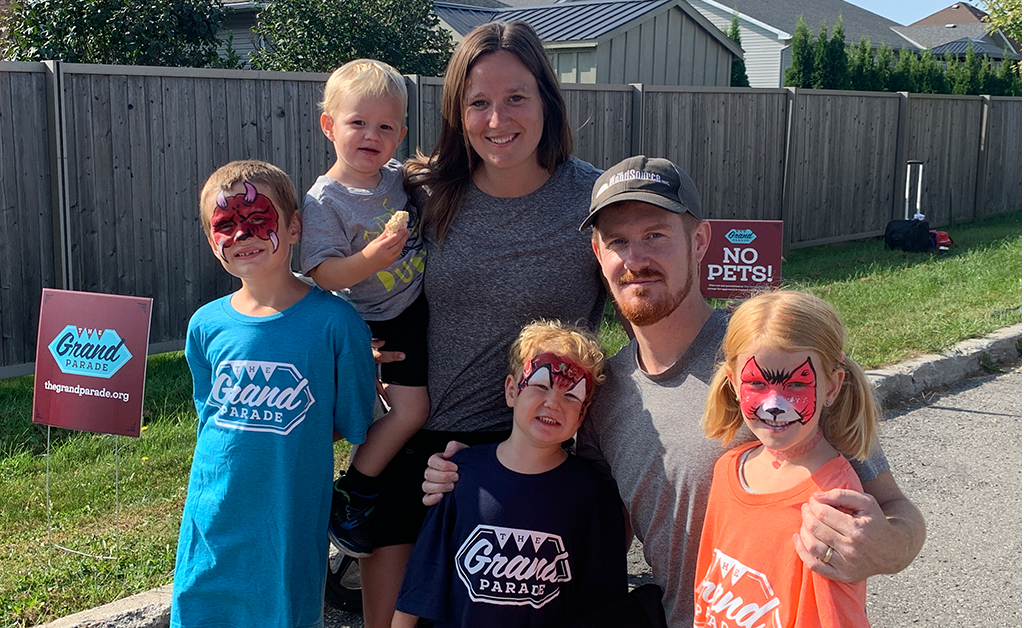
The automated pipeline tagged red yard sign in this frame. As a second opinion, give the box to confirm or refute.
[32,290,153,437]
[700,220,784,299]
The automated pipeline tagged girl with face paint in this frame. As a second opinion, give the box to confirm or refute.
[692,291,880,628]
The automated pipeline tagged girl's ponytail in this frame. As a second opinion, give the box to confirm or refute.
[822,354,879,461]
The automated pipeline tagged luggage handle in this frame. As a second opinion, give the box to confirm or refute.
[904,160,924,221]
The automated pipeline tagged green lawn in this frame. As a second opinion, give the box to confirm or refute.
[1,211,1020,627]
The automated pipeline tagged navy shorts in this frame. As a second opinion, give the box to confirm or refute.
[366,291,428,387]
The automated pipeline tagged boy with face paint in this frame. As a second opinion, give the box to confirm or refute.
[172,161,376,628]
[392,321,639,628]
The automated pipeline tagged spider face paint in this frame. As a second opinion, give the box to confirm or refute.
[210,181,280,262]
[517,352,592,409]
[738,355,817,429]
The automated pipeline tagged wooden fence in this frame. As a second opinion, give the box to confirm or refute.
[0,61,1020,373]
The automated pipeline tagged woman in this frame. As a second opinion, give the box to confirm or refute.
[358,21,607,628]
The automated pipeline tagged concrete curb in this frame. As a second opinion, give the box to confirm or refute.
[867,324,1022,408]
[33,325,1023,628]
[36,585,171,628]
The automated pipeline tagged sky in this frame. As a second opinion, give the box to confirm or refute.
[843,0,969,26]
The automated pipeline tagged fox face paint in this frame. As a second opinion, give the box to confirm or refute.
[738,355,817,426]
[517,352,592,407]
[211,182,280,262]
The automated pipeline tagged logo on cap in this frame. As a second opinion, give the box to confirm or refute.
[596,169,667,198]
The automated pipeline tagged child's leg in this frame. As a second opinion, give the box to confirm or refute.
[329,387,428,557]
[360,543,415,628]
[351,385,430,476]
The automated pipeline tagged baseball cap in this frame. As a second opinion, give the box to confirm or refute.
[579,155,703,230]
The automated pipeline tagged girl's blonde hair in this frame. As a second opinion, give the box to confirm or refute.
[320,59,408,118]
[702,291,879,460]
[509,320,606,385]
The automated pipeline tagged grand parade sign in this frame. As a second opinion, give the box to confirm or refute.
[700,220,784,299]
[33,289,153,437]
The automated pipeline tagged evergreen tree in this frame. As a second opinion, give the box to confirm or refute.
[874,43,894,91]
[890,47,916,92]
[811,21,830,88]
[912,50,946,93]
[996,58,1022,96]
[728,13,750,87]
[785,17,814,88]
[848,38,872,91]
[826,16,850,89]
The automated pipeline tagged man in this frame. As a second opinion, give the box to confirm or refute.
[426,156,926,627]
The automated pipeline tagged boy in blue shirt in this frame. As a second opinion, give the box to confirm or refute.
[392,321,627,628]
[171,160,376,628]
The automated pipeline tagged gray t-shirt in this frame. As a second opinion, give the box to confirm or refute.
[423,157,605,432]
[576,309,889,627]
[300,160,424,321]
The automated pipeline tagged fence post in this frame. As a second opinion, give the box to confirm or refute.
[405,74,420,160]
[890,92,911,223]
[972,94,991,223]
[780,87,796,258]
[42,60,70,290]
[629,82,644,156]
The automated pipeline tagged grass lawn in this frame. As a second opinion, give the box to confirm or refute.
[1,211,1020,627]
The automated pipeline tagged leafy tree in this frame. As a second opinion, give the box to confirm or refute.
[0,0,238,67]
[251,0,453,76]
[784,17,814,88]
[949,42,983,94]
[727,13,750,87]
[824,16,850,89]
[874,44,893,91]
[981,0,1022,43]
[848,38,873,91]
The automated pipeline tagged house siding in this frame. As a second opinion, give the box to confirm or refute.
[690,1,787,88]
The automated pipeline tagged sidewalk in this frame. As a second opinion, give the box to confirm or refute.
[35,324,1022,628]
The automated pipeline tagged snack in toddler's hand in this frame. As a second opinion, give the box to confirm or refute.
[383,210,409,236]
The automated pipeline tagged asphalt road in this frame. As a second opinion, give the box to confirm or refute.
[866,366,1022,626]
[325,366,1023,627]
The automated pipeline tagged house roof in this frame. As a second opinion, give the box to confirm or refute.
[929,37,1021,59]
[437,0,739,50]
[909,2,987,26]
[691,0,912,48]
[893,22,999,49]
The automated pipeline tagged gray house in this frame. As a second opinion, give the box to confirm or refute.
[684,0,913,88]
[436,0,743,86]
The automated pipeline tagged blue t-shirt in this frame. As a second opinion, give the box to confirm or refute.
[171,287,375,628]
[396,443,627,627]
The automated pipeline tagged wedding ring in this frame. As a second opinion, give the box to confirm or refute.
[823,546,834,564]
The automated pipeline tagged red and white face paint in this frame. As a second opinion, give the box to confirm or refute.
[517,352,592,409]
[738,355,817,429]
[210,182,280,262]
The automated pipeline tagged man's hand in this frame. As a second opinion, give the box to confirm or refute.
[794,471,926,582]
[422,441,468,506]
[370,339,405,405]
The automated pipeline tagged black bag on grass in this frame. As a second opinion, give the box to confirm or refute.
[884,219,930,252]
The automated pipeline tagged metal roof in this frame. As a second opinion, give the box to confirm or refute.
[893,23,996,49]
[930,37,1021,59]
[436,0,679,41]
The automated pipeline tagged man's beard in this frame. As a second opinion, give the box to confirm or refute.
[614,267,693,327]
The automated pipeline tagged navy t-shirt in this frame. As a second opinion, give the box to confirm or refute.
[396,443,627,627]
